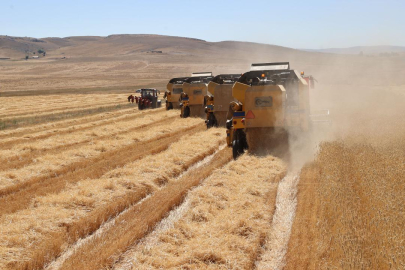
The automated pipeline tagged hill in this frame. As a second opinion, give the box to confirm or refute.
[305,45,405,55]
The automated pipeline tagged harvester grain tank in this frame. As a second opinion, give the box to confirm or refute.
[165,77,189,110]
[180,72,214,118]
[205,74,241,128]
[227,62,314,159]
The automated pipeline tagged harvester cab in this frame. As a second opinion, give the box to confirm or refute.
[180,72,214,118]
[205,74,241,128]
[227,62,315,159]
[165,77,189,110]
[135,89,162,110]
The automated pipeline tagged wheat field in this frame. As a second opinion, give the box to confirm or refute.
[1,85,404,270]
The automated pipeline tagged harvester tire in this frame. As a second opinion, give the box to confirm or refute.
[206,113,218,129]
[183,106,190,118]
[232,129,247,160]
[166,102,173,110]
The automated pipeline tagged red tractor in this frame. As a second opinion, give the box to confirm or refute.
[135,89,162,110]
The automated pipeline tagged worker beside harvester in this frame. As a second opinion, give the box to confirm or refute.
[226,62,319,159]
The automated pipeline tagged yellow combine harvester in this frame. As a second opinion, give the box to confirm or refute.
[226,62,317,159]
[180,72,213,118]
[205,74,241,128]
[165,77,190,110]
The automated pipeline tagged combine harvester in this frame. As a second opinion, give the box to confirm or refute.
[180,72,214,118]
[165,77,190,110]
[226,62,326,159]
[205,74,241,128]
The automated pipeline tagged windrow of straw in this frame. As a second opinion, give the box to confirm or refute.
[0,121,205,217]
[0,93,126,119]
[113,154,287,270]
[56,147,233,270]
[0,128,226,270]
[0,106,155,148]
[0,105,139,140]
[0,110,191,191]
[0,111,171,171]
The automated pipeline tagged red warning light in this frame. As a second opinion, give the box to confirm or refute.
[246,110,255,119]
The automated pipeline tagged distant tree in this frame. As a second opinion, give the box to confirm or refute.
[38,49,45,54]
[25,55,29,60]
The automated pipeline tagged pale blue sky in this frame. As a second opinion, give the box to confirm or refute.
[1,0,404,49]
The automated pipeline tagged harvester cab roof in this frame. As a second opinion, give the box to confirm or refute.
[168,77,190,84]
[212,74,241,85]
[185,72,214,84]
[239,62,299,86]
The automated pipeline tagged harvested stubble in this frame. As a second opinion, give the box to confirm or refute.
[0,110,185,190]
[285,140,405,269]
[0,127,226,270]
[0,106,150,150]
[0,105,138,140]
[0,103,135,130]
[0,119,205,217]
[0,93,125,118]
[115,154,287,270]
[0,109,169,171]
[56,146,233,270]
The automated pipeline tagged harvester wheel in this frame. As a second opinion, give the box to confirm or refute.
[166,102,173,110]
[206,113,218,129]
[183,106,190,118]
[232,129,247,160]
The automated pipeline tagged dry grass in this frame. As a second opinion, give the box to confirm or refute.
[113,154,287,269]
[0,93,126,118]
[0,110,184,190]
[0,119,204,217]
[0,109,168,170]
[56,146,232,270]
[0,128,225,270]
[286,139,405,269]
[0,105,138,140]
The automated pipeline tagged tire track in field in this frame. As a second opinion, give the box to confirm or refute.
[0,113,175,171]
[255,172,300,270]
[0,124,205,217]
[0,106,139,141]
[53,147,232,270]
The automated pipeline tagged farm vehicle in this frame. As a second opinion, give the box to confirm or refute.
[135,88,162,110]
[226,62,326,159]
[205,74,241,128]
[165,77,189,110]
[180,72,214,118]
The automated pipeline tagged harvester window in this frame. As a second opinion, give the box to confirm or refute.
[193,90,203,95]
[173,88,182,94]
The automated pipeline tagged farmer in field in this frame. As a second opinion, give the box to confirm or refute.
[128,95,135,103]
